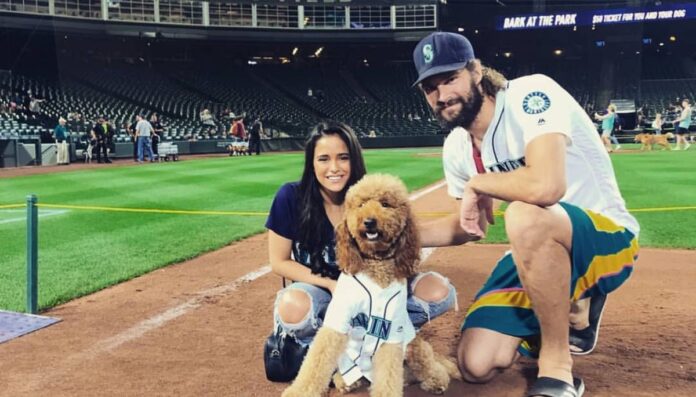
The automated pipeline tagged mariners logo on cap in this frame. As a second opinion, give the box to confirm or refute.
[522,92,551,115]
[423,44,434,64]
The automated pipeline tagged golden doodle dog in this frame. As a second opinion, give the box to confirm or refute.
[282,174,459,397]
[634,132,674,151]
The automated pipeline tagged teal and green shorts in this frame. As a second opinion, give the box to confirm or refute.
[462,202,639,340]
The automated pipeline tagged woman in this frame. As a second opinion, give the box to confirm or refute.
[266,121,456,351]
[674,99,692,150]
[594,104,618,153]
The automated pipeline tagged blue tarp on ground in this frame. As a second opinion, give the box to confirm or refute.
[0,310,60,344]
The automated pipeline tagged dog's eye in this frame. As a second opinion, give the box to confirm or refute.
[359,202,366,207]
[380,201,391,208]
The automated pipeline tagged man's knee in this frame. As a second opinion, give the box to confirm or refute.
[277,289,311,324]
[457,331,518,383]
[504,201,549,242]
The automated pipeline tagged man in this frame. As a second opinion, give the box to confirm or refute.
[413,32,639,397]
[150,113,164,159]
[53,117,69,165]
[127,118,138,161]
[135,114,156,163]
[91,116,113,163]
[248,117,262,155]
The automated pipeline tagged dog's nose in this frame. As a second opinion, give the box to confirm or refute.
[363,218,377,229]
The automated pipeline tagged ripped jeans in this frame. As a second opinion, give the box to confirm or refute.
[272,271,457,346]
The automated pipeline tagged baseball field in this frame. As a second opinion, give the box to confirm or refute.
[0,146,694,396]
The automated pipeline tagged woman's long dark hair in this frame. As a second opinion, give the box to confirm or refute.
[297,121,366,279]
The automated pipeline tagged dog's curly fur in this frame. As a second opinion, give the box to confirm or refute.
[281,174,460,397]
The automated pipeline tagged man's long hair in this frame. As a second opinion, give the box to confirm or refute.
[467,60,508,97]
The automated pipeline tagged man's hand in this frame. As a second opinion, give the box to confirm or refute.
[460,186,494,238]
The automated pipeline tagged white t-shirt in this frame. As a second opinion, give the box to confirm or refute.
[323,272,416,385]
[442,74,639,235]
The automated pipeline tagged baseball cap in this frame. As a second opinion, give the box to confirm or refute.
[412,32,476,87]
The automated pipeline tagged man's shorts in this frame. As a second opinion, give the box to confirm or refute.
[462,202,639,338]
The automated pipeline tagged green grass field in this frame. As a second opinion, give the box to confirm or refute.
[1,147,694,312]
[0,149,444,312]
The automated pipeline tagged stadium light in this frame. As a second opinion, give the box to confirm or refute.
[457,27,464,32]
[292,47,298,56]
[659,42,665,46]
[503,52,512,58]
[669,36,676,42]
[315,47,324,57]
[554,49,563,56]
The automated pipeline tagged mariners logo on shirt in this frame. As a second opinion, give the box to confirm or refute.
[522,92,551,114]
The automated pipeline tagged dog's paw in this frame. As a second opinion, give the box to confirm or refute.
[280,385,306,397]
[332,374,367,395]
[418,363,450,395]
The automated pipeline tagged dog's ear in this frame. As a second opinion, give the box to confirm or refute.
[335,218,364,275]
[393,209,420,279]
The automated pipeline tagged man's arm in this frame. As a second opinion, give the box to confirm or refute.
[467,133,567,207]
[419,212,483,247]
[418,192,491,247]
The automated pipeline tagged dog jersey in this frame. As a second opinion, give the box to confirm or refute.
[442,74,639,235]
[323,272,416,385]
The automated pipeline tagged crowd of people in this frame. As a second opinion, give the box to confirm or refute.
[34,108,268,165]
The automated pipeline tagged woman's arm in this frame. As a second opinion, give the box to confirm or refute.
[268,230,337,293]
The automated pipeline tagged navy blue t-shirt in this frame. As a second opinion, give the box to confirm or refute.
[265,182,339,278]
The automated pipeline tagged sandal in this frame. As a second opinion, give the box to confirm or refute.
[569,294,607,355]
[527,377,585,397]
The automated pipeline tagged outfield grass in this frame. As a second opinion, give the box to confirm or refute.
[1,147,694,312]
[484,147,696,246]
[0,149,444,312]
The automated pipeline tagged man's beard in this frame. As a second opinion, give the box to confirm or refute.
[435,80,484,131]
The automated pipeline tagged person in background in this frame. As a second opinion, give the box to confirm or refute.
[674,99,692,150]
[248,117,263,156]
[594,104,618,153]
[91,116,112,164]
[150,114,164,160]
[651,113,663,135]
[135,114,156,163]
[54,117,70,165]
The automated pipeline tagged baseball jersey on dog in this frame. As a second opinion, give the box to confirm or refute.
[442,74,639,235]
[323,272,416,385]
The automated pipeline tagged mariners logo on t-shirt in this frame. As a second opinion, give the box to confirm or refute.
[522,92,551,115]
